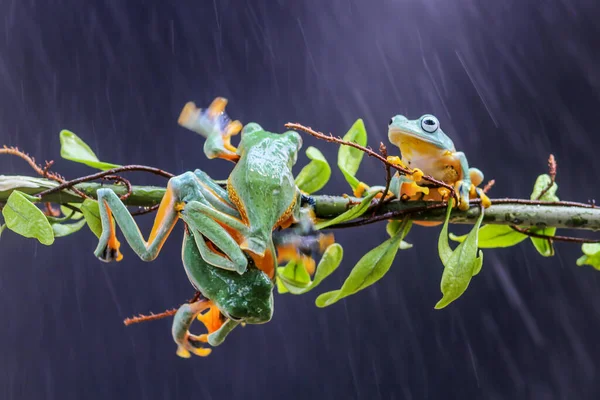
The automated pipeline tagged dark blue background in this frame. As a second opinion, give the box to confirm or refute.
[1,1,600,399]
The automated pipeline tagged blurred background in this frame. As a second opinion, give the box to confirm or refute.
[1,0,600,398]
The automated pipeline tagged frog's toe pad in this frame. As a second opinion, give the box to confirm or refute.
[96,244,123,263]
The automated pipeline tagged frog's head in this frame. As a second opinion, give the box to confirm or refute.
[388,114,455,151]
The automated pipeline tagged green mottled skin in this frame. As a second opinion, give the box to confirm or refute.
[92,98,305,357]
[229,122,303,255]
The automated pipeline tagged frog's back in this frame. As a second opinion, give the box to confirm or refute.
[229,127,301,229]
[182,232,273,322]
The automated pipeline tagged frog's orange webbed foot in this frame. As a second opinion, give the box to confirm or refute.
[196,303,225,342]
[178,97,242,162]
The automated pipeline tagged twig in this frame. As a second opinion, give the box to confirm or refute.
[34,165,174,199]
[123,309,178,326]
[1,146,89,198]
[537,154,557,200]
[509,225,600,244]
[284,122,455,194]
[373,142,392,215]
[483,179,495,194]
[103,175,133,201]
[130,204,160,216]
[123,292,202,326]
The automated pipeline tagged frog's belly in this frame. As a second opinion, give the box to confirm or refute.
[406,154,461,184]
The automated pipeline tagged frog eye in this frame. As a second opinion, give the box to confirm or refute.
[421,116,439,133]
[388,118,393,126]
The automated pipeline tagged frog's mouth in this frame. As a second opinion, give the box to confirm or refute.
[388,127,439,148]
[388,128,440,154]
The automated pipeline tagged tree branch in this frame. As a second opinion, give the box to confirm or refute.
[1,176,599,231]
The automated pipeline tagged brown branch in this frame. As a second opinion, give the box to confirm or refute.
[123,292,202,326]
[130,204,161,216]
[373,142,392,215]
[509,225,600,244]
[103,175,133,201]
[123,309,178,326]
[1,146,89,198]
[34,165,174,199]
[284,122,455,194]
[483,179,495,194]
[537,154,557,200]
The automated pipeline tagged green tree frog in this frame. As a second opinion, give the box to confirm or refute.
[92,97,323,357]
[387,114,491,214]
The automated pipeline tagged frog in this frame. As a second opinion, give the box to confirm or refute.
[386,114,491,213]
[92,97,315,357]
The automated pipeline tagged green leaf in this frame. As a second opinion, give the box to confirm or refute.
[295,147,331,194]
[279,260,312,288]
[576,243,600,270]
[60,130,121,170]
[2,191,54,245]
[529,174,559,257]
[0,223,5,239]
[386,220,413,249]
[278,243,343,295]
[51,219,87,238]
[80,199,103,238]
[435,199,485,309]
[61,204,83,220]
[315,221,410,307]
[275,276,290,294]
[315,191,378,230]
[337,119,367,190]
[449,224,528,248]
[529,227,556,257]
[531,174,558,202]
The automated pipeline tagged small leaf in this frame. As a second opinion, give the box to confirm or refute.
[337,119,367,190]
[278,244,343,295]
[60,130,121,170]
[315,191,378,230]
[386,220,413,249]
[279,260,311,288]
[52,219,87,238]
[577,243,600,270]
[0,223,5,239]
[435,200,485,309]
[275,276,290,294]
[315,222,410,307]
[450,224,528,248]
[531,174,558,202]
[295,147,331,194]
[61,204,83,220]
[529,174,559,256]
[2,191,54,245]
[80,199,103,238]
[529,227,556,257]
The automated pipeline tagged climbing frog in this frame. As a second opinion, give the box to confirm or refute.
[92,97,311,357]
[387,114,491,211]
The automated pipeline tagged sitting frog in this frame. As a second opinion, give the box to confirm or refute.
[92,97,322,357]
[387,114,491,212]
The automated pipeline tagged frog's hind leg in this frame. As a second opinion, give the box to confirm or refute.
[178,98,242,162]
[180,203,249,274]
[172,298,214,358]
[94,182,181,262]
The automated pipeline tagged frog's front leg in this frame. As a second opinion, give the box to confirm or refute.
[94,182,181,262]
[452,151,475,211]
[178,97,242,162]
